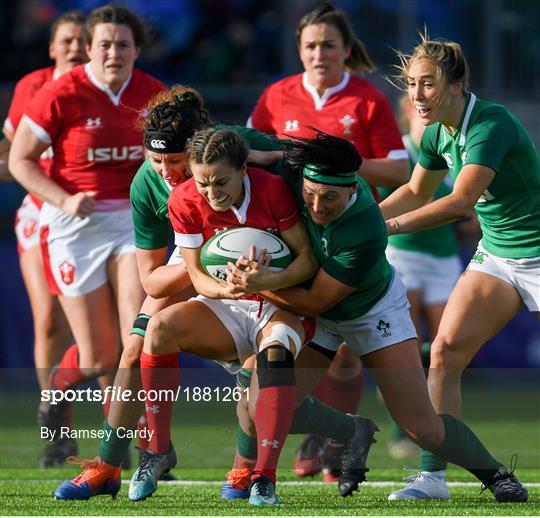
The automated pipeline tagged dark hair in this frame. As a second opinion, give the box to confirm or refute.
[50,10,85,42]
[282,129,362,183]
[138,86,212,149]
[185,128,248,176]
[393,29,469,92]
[86,4,147,47]
[296,3,374,74]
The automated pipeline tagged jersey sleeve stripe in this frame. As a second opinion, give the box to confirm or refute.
[23,115,52,145]
[387,149,408,159]
[174,232,204,248]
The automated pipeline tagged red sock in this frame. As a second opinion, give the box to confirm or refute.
[313,370,364,414]
[252,385,296,485]
[140,351,179,454]
[102,397,111,419]
[51,344,87,390]
[137,413,150,450]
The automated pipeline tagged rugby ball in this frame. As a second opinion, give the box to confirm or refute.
[200,227,292,283]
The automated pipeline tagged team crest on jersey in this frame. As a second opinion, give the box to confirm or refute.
[22,219,38,238]
[321,237,330,258]
[284,120,299,132]
[86,117,103,129]
[59,261,76,285]
[339,114,356,135]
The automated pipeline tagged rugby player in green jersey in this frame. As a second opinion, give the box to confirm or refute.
[54,86,375,502]
[380,34,537,501]
[228,131,528,503]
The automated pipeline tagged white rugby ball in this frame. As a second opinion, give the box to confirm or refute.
[200,227,292,283]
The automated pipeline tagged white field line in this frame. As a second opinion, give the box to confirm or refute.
[9,479,540,487]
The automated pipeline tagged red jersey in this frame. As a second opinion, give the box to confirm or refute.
[5,66,57,207]
[248,73,406,200]
[169,167,299,248]
[25,64,164,200]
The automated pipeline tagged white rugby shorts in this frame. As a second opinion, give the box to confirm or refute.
[467,242,540,311]
[313,271,417,357]
[39,201,135,297]
[14,194,41,254]
[386,245,463,304]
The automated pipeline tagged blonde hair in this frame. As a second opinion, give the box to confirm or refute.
[392,29,469,92]
[296,3,375,74]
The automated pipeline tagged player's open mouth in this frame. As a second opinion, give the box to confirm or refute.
[416,104,431,117]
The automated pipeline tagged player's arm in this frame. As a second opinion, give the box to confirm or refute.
[9,118,95,217]
[383,163,493,236]
[136,247,192,299]
[358,156,409,188]
[181,245,242,299]
[379,162,446,220]
[261,267,355,318]
[227,220,318,294]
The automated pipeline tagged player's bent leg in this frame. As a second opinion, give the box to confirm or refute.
[222,358,257,500]
[131,301,238,502]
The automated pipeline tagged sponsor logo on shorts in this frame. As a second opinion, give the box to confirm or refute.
[471,251,488,264]
[59,261,75,285]
[376,319,392,338]
[22,219,38,238]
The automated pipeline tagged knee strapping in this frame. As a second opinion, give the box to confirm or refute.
[257,345,295,388]
[260,323,301,358]
[236,367,253,390]
[130,313,151,337]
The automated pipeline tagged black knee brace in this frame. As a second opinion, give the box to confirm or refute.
[130,313,151,338]
[257,345,295,389]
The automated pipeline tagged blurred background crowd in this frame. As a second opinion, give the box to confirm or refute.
[0,0,539,371]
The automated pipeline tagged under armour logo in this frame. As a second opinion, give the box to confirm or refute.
[261,439,279,448]
[284,120,299,132]
[86,117,102,128]
[150,139,166,149]
[145,404,160,414]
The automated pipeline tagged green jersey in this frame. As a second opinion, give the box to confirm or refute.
[379,135,458,257]
[301,177,393,321]
[419,93,540,259]
[130,125,285,250]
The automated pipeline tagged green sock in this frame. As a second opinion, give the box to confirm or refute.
[428,414,503,485]
[236,425,257,460]
[289,395,356,444]
[389,417,406,442]
[98,420,133,468]
[419,448,448,472]
[421,342,431,368]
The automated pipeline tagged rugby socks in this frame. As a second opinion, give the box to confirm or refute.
[289,395,356,444]
[430,414,503,485]
[50,344,86,390]
[98,420,132,468]
[312,369,364,414]
[236,425,257,460]
[253,384,296,485]
[253,346,296,485]
[419,449,448,472]
[140,351,180,454]
[136,414,150,450]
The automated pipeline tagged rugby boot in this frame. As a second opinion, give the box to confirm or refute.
[221,467,253,499]
[54,457,121,500]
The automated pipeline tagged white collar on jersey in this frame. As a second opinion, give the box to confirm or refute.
[84,63,132,106]
[442,92,477,147]
[302,71,350,111]
[230,174,252,224]
[53,68,62,81]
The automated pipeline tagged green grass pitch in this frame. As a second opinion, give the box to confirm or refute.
[1,382,539,515]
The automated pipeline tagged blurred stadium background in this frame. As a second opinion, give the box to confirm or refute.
[0,0,539,374]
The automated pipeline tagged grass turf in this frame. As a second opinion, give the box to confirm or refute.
[1,382,539,515]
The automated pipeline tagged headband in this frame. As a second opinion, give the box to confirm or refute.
[302,163,357,186]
